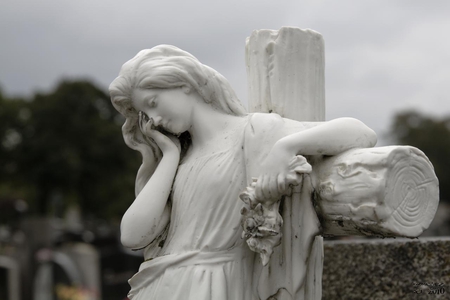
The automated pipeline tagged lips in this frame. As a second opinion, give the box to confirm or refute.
[155,121,175,135]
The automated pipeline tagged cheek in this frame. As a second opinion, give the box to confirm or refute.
[174,118,188,130]
[170,110,188,123]
[174,118,190,133]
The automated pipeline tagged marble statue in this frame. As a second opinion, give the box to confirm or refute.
[109,28,438,300]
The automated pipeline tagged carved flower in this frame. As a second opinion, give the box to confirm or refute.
[240,201,283,266]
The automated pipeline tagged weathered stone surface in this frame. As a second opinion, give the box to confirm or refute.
[323,237,450,299]
[246,27,325,121]
[314,146,439,238]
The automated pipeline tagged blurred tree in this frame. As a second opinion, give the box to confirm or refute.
[388,110,450,203]
[0,80,140,220]
[0,88,33,201]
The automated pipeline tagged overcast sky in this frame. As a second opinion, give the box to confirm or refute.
[1,0,449,144]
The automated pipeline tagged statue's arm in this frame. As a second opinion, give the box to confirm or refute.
[120,114,180,250]
[241,116,378,264]
[120,151,177,249]
[248,116,377,201]
[277,117,377,156]
[135,161,154,198]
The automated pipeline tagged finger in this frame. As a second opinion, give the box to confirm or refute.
[293,156,312,173]
[286,185,293,196]
[286,172,302,186]
[277,173,287,195]
[268,175,279,199]
[138,111,144,132]
[142,111,149,122]
[139,112,152,136]
[147,129,169,145]
[255,175,265,200]
[261,174,271,200]
[148,130,181,154]
[144,118,154,135]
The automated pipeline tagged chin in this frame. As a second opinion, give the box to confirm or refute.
[165,127,182,137]
[170,124,188,136]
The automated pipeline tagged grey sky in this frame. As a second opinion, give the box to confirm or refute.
[1,0,449,144]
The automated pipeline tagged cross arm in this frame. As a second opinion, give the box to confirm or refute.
[312,146,439,238]
[276,117,377,156]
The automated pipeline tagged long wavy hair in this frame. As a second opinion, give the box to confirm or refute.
[109,45,246,197]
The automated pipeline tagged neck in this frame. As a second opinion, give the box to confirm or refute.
[187,102,243,151]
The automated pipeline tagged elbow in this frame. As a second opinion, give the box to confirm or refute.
[120,208,169,249]
[120,228,153,250]
[120,239,147,250]
[120,228,146,250]
[120,216,151,249]
[356,118,377,147]
[342,117,377,148]
[366,127,377,147]
[120,233,135,249]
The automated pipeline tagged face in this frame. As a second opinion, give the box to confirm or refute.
[131,87,196,136]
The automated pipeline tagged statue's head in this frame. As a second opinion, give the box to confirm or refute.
[109,45,245,153]
[109,45,245,119]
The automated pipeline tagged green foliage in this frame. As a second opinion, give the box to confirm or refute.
[389,110,450,202]
[0,80,140,220]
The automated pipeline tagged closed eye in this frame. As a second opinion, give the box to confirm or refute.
[147,96,157,108]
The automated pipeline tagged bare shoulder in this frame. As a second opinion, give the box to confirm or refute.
[243,113,322,175]
[247,113,284,135]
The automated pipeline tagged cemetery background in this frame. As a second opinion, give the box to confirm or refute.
[1,1,449,299]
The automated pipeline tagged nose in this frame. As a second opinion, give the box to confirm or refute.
[152,116,163,126]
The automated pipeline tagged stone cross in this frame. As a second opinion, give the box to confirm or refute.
[244,27,439,299]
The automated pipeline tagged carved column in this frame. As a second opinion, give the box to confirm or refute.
[246,27,325,121]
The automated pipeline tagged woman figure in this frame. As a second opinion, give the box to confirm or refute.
[109,45,376,300]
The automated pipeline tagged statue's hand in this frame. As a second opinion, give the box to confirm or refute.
[254,143,312,203]
[139,111,181,155]
[240,143,312,265]
[253,173,290,204]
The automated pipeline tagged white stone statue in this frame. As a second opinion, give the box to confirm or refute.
[110,30,438,300]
